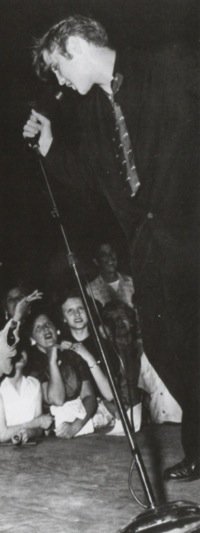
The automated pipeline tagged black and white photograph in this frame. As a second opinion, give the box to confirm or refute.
[0,1,199,531]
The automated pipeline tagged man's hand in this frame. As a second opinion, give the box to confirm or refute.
[23,109,53,156]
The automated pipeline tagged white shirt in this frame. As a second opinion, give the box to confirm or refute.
[0,376,41,426]
[138,353,182,423]
[87,273,134,308]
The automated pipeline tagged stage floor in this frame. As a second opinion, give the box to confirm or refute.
[0,424,199,533]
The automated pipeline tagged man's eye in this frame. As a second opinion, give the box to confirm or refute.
[51,65,58,73]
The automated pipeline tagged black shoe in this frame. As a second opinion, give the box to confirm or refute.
[164,458,200,482]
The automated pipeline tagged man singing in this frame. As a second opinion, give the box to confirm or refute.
[23,14,199,481]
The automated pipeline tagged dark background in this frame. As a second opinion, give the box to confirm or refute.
[0,0,198,293]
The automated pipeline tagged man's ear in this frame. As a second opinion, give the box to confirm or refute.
[67,35,85,56]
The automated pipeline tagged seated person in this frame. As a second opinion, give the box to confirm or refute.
[0,349,52,443]
[102,301,182,425]
[59,289,141,433]
[25,308,97,437]
[101,301,141,409]
[59,288,119,399]
[24,308,66,407]
[0,289,43,380]
[87,242,143,356]
[1,285,27,326]
[87,241,135,309]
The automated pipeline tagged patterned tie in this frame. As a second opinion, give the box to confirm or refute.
[110,73,140,197]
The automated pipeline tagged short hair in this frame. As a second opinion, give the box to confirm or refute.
[33,15,109,79]
[59,287,83,308]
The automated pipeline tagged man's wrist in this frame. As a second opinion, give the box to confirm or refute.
[39,136,53,157]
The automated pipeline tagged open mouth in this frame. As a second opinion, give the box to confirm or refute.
[44,332,53,340]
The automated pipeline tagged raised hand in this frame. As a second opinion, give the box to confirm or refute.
[13,289,43,322]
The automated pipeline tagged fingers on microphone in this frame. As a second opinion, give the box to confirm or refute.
[31,109,48,123]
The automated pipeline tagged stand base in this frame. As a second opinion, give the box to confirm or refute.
[120,501,200,532]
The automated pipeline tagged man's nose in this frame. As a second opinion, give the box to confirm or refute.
[55,72,65,86]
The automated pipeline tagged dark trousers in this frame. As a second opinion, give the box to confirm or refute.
[130,219,199,461]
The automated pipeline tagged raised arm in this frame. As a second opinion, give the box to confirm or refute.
[43,346,65,406]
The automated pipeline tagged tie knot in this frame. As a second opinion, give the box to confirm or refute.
[111,72,124,95]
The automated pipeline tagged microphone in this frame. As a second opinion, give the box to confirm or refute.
[27,131,41,151]
[26,90,63,151]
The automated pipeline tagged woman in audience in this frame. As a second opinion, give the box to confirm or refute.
[0,349,52,443]
[25,309,97,438]
[0,289,43,380]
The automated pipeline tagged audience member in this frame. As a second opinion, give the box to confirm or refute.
[59,288,119,395]
[1,286,26,324]
[25,308,101,439]
[0,289,42,379]
[25,310,66,407]
[87,242,135,309]
[102,301,182,425]
[59,289,142,432]
[0,350,52,444]
[101,301,140,407]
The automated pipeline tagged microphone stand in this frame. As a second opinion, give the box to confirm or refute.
[33,148,200,532]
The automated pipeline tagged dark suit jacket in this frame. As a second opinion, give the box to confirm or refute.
[45,43,199,403]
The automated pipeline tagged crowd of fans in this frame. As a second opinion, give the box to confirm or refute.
[0,241,182,444]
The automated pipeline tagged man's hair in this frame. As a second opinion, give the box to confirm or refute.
[59,287,83,308]
[33,15,109,79]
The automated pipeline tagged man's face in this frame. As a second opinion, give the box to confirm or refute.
[43,43,95,95]
[62,297,88,331]
[31,314,57,352]
[97,244,118,276]
[6,287,24,318]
